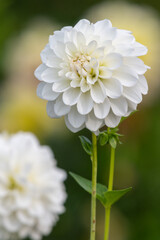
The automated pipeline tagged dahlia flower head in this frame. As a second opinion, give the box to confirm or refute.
[0,132,67,240]
[35,19,149,133]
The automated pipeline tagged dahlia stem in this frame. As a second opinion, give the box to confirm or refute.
[90,133,98,240]
[104,146,115,240]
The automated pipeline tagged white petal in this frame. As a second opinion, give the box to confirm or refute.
[68,107,85,128]
[94,20,116,40]
[132,42,148,56]
[114,44,134,56]
[94,19,112,34]
[63,88,81,106]
[77,91,93,115]
[74,19,90,32]
[137,75,148,95]
[110,96,128,116]
[65,42,77,57]
[71,79,81,88]
[123,86,142,104]
[103,40,114,54]
[65,115,85,133]
[123,57,148,74]
[17,211,34,226]
[102,27,117,41]
[37,82,60,100]
[91,82,105,103]
[3,216,20,232]
[52,79,70,92]
[41,67,59,83]
[86,111,103,132]
[87,40,97,55]
[94,98,110,119]
[99,67,112,79]
[49,37,67,59]
[113,29,134,44]
[92,47,104,58]
[113,67,138,87]
[102,78,122,98]
[34,64,47,80]
[54,96,71,116]
[80,78,91,92]
[76,31,86,48]
[103,53,123,70]
[46,101,60,118]
[105,111,121,128]
[125,100,137,116]
[40,44,62,68]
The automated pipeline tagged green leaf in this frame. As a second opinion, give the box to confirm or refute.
[69,172,107,201]
[99,132,108,146]
[109,136,117,149]
[70,172,132,208]
[101,188,132,208]
[79,136,93,156]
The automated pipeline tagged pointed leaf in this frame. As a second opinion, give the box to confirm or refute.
[100,188,132,208]
[79,136,93,156]
[69,172,107,201]
[70,173,132,208]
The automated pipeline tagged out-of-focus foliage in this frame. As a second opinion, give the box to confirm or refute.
[0,0,160,239]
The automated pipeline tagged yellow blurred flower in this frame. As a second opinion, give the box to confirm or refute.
[0,88,65,139]
[0,18,67,138]
[85,2,160,104]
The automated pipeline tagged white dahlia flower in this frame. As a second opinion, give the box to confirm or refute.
[0,132,67,240]
[35,19,149,133]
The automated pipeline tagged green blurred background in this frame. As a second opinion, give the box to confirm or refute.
[0,0,160,239]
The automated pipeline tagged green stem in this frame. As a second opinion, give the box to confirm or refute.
[90,133,98,240]
[104,146,115,240]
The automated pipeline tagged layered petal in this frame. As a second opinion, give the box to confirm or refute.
[90,82,106,103]
[37,83,60,100]
[94,98,110,119]
[77,91,93,115]
[102,78,122,98]
[65,116,85,133]
[105,111,121,128]
[46,101,60,118]
[86,111,103,132]
[62,88,81,106]
[54,97,71,116]
[109,96,128,116]
[68,107,86,128]
[123,86,142,104]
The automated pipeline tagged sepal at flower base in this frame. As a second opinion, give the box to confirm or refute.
[70,172,132,208]
[98,132,109,146]
[79,136,93,156]
[98,127,123,148]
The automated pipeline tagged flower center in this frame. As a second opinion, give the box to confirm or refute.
[8,176,23,191]
[71,54,91,77]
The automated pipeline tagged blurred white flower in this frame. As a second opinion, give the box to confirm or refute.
[35,19,149,133]
[0,132,67,240]
[85,2,160,104]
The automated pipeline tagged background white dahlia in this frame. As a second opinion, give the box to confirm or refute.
[0,132,67,240]
[35,19,149,133]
